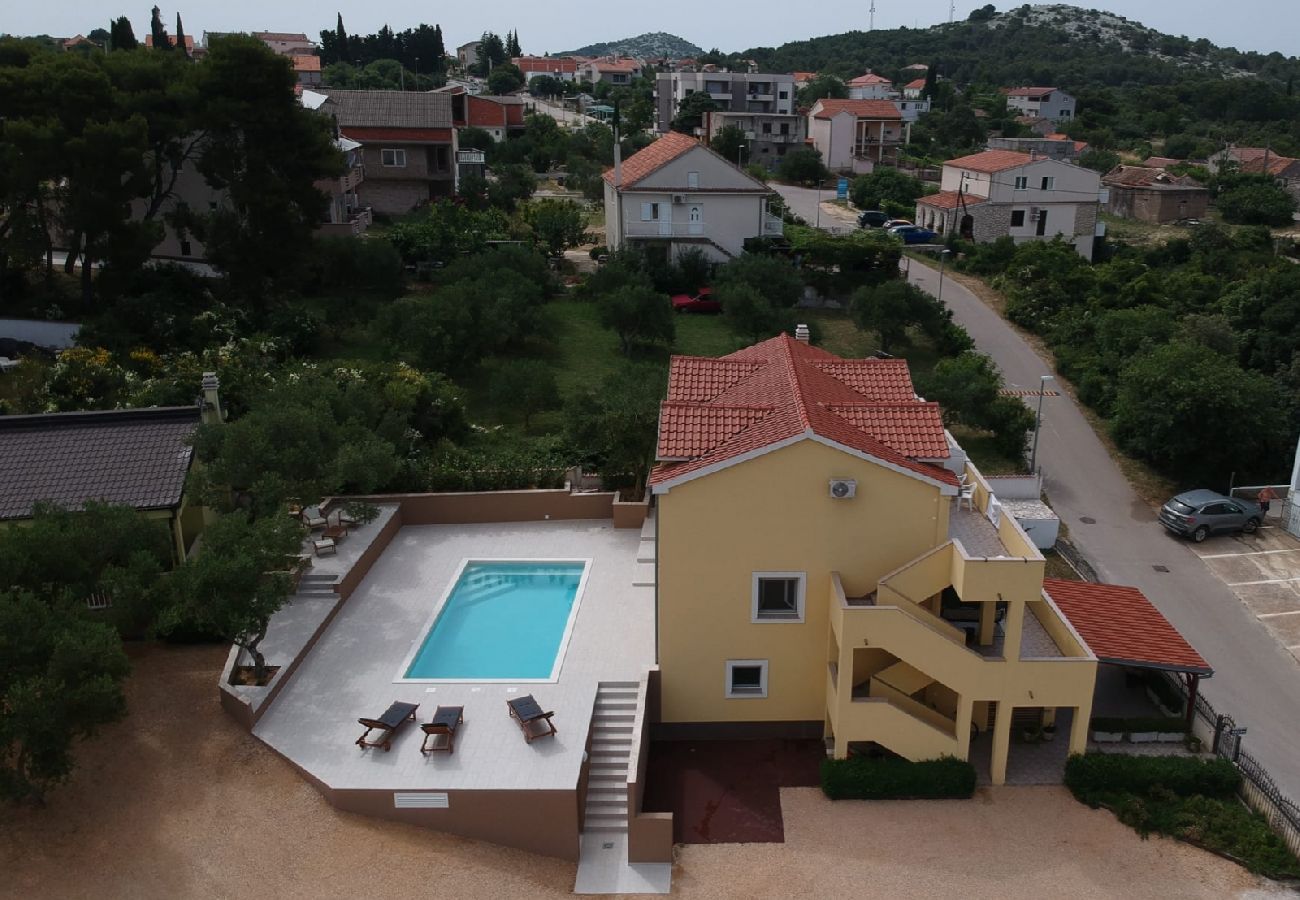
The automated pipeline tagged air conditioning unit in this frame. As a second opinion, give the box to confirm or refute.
[829,479,857,499]
[671,194,686,204]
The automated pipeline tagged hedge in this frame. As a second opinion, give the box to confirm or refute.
[1089,716,1187,735]
[821,755,976,800]
[1065,753,1240,801]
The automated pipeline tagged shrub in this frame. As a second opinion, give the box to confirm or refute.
[1088,716,1188,734]
[820,755,976,800]
[1064,753,1240,801]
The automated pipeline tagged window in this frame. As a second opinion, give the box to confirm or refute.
[1010,210,1026,228]
[762,122,772,134]
[726,660,768,698]
[640,202,661,221]
[779,122,789,135]
[689,205,702,222]
[381,148,407,167]
[1013,176,1028,190]
[179,239,192,257]
[1040,176,1055,190]
[778,90,789,99]
[687,171,700,189]
[752,572,805,622]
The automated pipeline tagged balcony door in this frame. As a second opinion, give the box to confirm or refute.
[688,204,703,236]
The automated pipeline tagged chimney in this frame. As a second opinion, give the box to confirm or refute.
[200,372,224,425]
[795,323,811,344]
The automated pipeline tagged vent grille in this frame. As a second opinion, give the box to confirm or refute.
[394,792,449,809]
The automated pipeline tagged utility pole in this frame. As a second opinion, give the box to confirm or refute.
[1029,375,1054,474]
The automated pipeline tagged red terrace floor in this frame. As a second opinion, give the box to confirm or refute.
[642,739,825,843]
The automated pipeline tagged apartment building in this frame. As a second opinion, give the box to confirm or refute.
[807,98,908,173]
[1005,87,1077,122]
[654,71,796,133]
[701,110,806,171]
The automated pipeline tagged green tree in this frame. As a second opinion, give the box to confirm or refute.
[850,280,927,353]
[528,74,565,97]
[149,5,169,50]
[487,62,525,95]
[489,359,560,428]
[173,13,189,58]
[0,591,130,804]
[670,91,719,134]
[109,16,137,51]
[1078,148,1121,173]
[598,283,675,354]
[714,253,804,308]
[849,169,926,211]
[721,282,794,342]
[565,364,666,495]
[1216,180,1296,226]
[525,198,588,256]
[797,74,847,107]
[920,352,1036,460]
[476,32,506,75]
[159,513,302,684]
[777,147,829,186]
[710,124,748,164]
[489,163,537,209]
[505,29,522,58]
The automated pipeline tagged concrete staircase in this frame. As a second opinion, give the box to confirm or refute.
[583,681,639,835]
[633,512,656,587]
[295,570,338,599]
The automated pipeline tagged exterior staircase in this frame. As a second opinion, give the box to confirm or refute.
[583,681,639,835]
[295,570,338,599]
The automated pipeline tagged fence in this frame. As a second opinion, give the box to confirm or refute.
[1154,668,1300,858]
[1229,483,1298,540]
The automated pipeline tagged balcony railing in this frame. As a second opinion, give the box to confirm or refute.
[625,220,708,238]
[762,214,783,236]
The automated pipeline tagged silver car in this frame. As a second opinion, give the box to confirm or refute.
[1159,489,1262,543]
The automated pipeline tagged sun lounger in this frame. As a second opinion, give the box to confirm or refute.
[507,695,557,743]
[420,706,465,754]
[356,701,419,751]
[300,505,327,529]
[311,537,336,556]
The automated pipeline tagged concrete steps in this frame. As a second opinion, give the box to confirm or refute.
[582,681,641,835]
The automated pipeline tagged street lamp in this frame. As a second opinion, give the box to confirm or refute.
[936,248,952,307]
[1029,374,1055,474]
[737,143,747,169]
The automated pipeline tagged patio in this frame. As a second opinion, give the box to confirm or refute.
[253,519,653,794]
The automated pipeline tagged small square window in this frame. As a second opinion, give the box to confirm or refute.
[726,660,768,698]
[1040,176,1055,190]
[1010,210,1026,227]
[381,148,407,167]
[179,239,192,257]
[762,122,772,134]
[687,171,700,189]
[752,572,805,622]
[1013,176,1028,190]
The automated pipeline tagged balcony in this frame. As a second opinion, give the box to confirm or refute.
[762,213,783,236]
[341,166,364,192]
[625,220,709,238]
[317,206,372,237]
[456,149,486,165]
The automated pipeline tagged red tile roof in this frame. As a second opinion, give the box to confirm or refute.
[812,99,902,120]
[945,149,1033,173]
[1007,86,1057,98]
[849,73,892,86]
[903,78,927,90]
[1143,156,1182,169]
[293,55,321,73]
[651,335,956,489]
[1240,155,1300,177]
[917,190,988,210]
[514,56,577,73]
[591,58,640,73]
[1043,579,1212,674]
[602,131,699,187]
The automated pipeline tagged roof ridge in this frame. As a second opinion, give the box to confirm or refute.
[778,336,813,431]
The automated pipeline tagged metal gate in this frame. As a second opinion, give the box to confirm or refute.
[1212,713,1245,762]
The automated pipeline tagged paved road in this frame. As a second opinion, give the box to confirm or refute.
[771,181,1300,799]
[770,183,856,231]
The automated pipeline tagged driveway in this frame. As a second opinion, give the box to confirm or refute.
[900,256,1300,801]
[770,182,857,231]
[1189,525,1300,662]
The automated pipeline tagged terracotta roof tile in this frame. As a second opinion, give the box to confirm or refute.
[812,99,902,120]
[651,335,958,489]
[1007,86,1057,98]
[945,149,1033,173]
[903,78,927,90]
[514,56,577,73]
[0,407,199,520]
[917,190,988,210]
[1044,579,1212,674]
[603,131,700,187]
[849,73,892,86]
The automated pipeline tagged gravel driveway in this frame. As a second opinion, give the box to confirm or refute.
[0,643,1288,900]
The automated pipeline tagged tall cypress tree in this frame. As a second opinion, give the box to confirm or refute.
[174,13,189,57]
[109,16,138,51]
[149,6,169,50]
[336,13,348,58]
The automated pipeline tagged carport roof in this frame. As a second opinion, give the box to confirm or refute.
[1044,579,1213,675]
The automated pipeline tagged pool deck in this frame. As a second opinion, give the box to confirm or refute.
[252,519,654,792]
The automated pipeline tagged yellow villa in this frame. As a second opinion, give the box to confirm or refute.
[649,331,1210,785]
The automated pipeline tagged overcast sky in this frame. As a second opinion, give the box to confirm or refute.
[9,1,1298,58]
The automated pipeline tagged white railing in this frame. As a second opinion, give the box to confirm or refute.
[624,221,708,238]
[762,214,784,236]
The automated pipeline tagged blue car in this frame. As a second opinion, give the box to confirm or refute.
[888,224,939,245]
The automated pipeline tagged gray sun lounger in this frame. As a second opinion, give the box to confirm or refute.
[420,706,465,754]
[507,694,557,743]
[356,701,419,751]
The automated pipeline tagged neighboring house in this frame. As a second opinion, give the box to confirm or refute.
[654,72,796,132]
[456,41,479,70]
[901,77,927,99]
[650,331,1212,785]
[1005,87,1076,122]
[292,54,322,86]
[603,131,783,263]
[1208,146,1300,206]
[1044,132,1089,156]
[791,71,818,88]
[579,57,643,86]
[1015,115,1056,136]
[0,374,226,563]
[512,55,578,82]
[144,34,196,53]
[807,98,908,173]
[701,109,806,171]
[986,136,1079,161]
[251,31,316,56]
[915,149,1103,258]
[1102,165,1209,224]
[319,90,457,215]
[61,34,99,51]
[846,72,893,100]
[444,89,527,141]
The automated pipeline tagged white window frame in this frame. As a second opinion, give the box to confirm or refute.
[725,659,769,699]
[751,571,806,623]
[1010,209,1026,228]
[1013,176,1028,190]
[640,202,661,221]
[381,148,407,167]
[687,171,700,189]
[1040,176,1055,190]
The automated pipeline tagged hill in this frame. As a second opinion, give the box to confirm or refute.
[560,32,702,59]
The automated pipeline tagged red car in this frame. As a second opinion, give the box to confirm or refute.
[670,288,721,314]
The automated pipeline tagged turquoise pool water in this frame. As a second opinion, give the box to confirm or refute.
[404,561,586,680]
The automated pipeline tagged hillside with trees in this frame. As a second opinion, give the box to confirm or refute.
[560,32,702,59]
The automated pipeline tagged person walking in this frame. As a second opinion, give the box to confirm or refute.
[1257,486,1277,518]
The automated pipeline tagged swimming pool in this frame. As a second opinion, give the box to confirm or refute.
[399,560,589,681]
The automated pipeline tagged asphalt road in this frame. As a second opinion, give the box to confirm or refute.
[772,182,1300,800]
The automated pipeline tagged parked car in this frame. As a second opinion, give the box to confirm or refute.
[883,218,913,229]
[857,210,890,228]
[670,287,721,314]
[887,224,939,245]
[1158,489,1262,542]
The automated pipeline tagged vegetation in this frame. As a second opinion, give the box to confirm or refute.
[777,147,830,185]
[821,754,977,800]
[1065,753,1300,878]
[1089,716,1189,735]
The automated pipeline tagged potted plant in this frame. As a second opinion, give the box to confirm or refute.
[1042,723,1057,742]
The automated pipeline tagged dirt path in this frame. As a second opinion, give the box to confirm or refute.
[0,644,1288,899]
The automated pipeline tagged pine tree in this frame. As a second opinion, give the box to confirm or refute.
[506,29,521,58]
[149,6,169,50]
[174,13,189,57]
[109,16,138,51]
[433,24,445,70]
[336,13,348,58]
